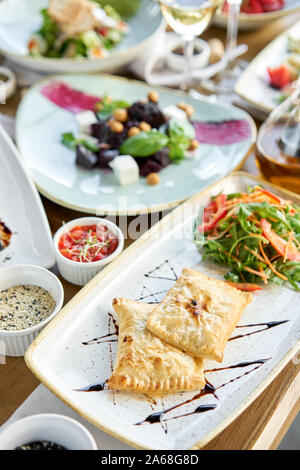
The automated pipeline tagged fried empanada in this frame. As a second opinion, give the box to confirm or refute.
[108,298,205,395]
[147,268,252,362]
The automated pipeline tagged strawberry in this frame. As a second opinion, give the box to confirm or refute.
[241,0,264,13]
[260,0,285,12]
[267,64,292,89]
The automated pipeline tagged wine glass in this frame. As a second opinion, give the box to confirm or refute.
[157,0,221,90]
[201,0,244,94]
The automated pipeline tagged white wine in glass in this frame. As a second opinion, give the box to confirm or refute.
[158,0,220,89]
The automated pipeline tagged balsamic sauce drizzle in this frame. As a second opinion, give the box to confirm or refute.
[229,320,289,342]
[144,260,178,282]
[75,380,108,392]
[82,313,119,345]
[135,358,271,427]
[135,287,169,304]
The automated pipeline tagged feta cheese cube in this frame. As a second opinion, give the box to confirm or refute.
[109,156,139,186]
[75,111,98,133]
[163,105,188,121]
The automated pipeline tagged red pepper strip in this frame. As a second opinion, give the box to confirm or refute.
[226,282,263,292]
[255,187,283,205]
[261,218,300,262]
[203,200,217,223]
[215,194,227,211]
[199,194,227,233]
[198,207,227,233]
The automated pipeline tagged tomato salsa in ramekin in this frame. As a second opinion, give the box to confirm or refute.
[54,217,124,286]
[58,224,119,263]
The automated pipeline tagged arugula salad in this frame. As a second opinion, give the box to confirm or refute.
[61,89,200,186]
[28,0,129,59]
[194,186,300,291]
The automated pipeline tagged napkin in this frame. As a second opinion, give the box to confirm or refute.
[130,30,248,87]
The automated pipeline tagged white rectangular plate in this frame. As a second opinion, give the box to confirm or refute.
[235,21,300,114]
[0,125,55,268]
[25,172,300,450]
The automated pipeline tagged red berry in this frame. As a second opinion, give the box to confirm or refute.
[241,0,264,13]
[267,65,292,89]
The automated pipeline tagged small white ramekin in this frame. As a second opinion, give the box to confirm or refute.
[0,66,17,101]
[0,265,64,357]
[54,217,124,286]
[166,37,211,73]
[0,413,97,450]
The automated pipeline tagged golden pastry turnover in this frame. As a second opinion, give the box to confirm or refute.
[108,298,205,395]
[147,268,252,362]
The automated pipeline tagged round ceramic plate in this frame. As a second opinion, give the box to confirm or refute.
[16,74,256,215]
[214,0,300,30]
[0,0,163,73]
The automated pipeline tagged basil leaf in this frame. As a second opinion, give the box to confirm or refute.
[96,96,130,120]
[77,137,99,153]
[168,118,196,139]
[62,132,76,150]
[168,134,190,162]
[120,131,169,157]
[62,132,99,153]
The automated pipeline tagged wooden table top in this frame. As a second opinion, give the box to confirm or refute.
[1,13,300,450]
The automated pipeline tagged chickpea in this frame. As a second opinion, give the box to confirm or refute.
[185,105,194,118]
[113,108,128,123]
[95,102,103,111]
[108,120,124,133]
[146,173,160,186]
[139,121,152,132]
[189,139,199,151]
[148,90,159,103]
[128,126,140,137]
[177,101,188,111]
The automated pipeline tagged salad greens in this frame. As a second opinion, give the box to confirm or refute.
[194,186,300,291]
[28,3,128,59]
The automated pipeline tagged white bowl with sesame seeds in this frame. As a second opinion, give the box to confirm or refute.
[53,217,124,286]
[0,265,64,357]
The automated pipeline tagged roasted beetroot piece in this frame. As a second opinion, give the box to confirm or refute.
[152,148,171,168]
[76,144,98,169]
[125,120,141,130]
[90,120,111,143]
[107,128,128,149]
[127,101,166,129]
[138,158,163,177]
[98,149,119,168]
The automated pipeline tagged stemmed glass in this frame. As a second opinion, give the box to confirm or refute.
[256,78,300,194]
[157,0,221,90]
[201,0,244,94]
